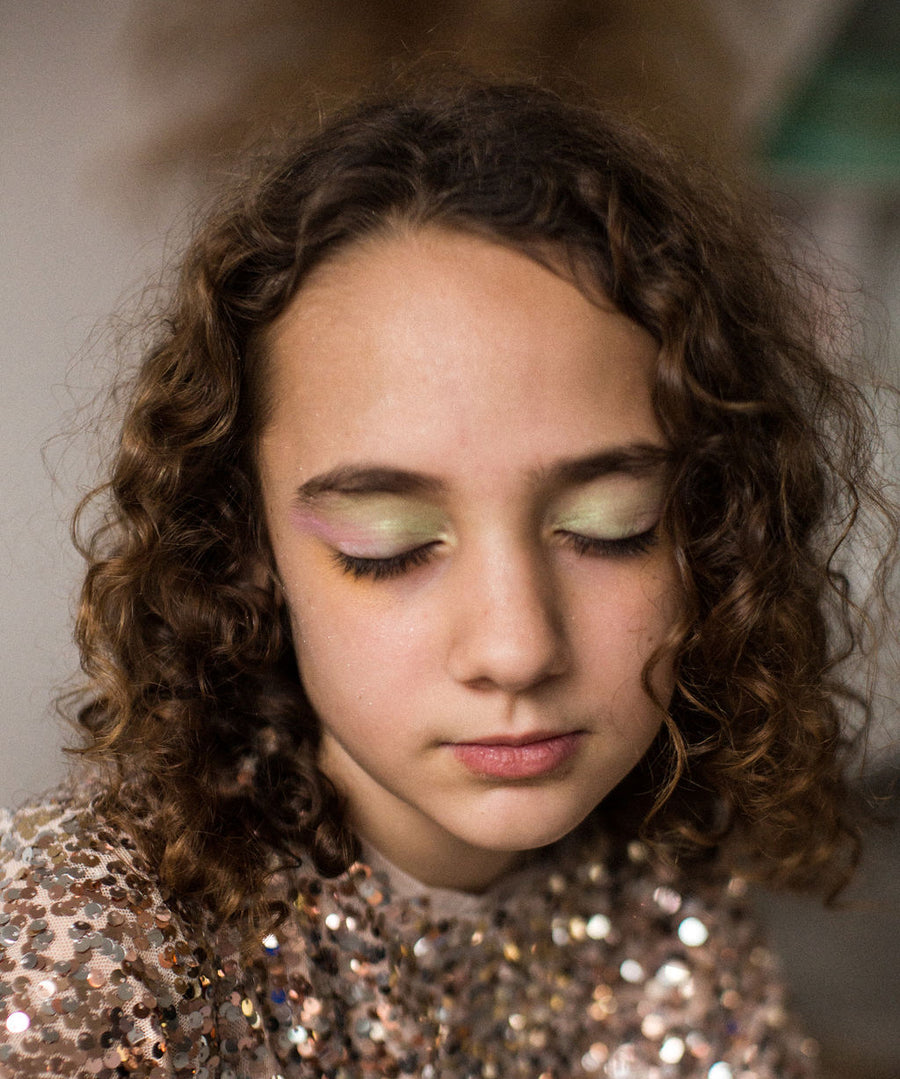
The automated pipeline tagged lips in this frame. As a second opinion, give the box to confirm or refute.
[449,731,583,780]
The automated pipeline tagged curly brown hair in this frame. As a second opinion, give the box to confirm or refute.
[72,78,896,934]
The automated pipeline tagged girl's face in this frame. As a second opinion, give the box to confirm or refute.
[259,227,680,891]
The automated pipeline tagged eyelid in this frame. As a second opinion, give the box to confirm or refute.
[548,474,667,541]
[291,496,450,558]
[334,532,445,559]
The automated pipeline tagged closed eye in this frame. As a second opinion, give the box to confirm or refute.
[333,527,659,581]
[331,543,441,581]
[559,527,659,558]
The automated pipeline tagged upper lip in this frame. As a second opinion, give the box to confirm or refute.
[451,730,580,747]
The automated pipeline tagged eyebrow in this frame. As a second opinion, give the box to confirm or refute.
[294,444,670,504]
[542,444,671,487]
[294,466,447,503]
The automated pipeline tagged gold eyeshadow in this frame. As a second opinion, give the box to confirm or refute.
[549,475,665,541]
[291,493,449,558]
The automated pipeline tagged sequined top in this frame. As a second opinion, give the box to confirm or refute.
[1,788,818,1078]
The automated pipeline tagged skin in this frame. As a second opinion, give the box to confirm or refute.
[258,226,681,892]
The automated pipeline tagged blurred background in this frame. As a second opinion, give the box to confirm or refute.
[2,1,898,1074]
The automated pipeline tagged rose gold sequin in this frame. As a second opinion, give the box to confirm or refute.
[0,790,819,1078]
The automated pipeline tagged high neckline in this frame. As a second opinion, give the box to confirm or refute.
[357,837,538,921]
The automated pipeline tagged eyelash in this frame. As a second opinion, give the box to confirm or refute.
[332,527,659,581]
[331,543,439,581]
[561,528,659,559]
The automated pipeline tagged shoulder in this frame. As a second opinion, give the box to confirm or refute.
[0,788,257,1078]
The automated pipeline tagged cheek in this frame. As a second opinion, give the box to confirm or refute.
[574,561,680,696]
[282,576,430,722]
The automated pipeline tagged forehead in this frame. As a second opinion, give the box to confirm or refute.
[262,227,662,479]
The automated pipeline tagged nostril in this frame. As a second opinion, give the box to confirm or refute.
[465,676,500,693]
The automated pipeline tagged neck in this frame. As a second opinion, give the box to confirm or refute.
[352,809,524,893]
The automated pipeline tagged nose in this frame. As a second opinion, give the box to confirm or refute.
[446,543,570,694]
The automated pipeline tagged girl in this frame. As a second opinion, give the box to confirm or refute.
[1,79,895,1078]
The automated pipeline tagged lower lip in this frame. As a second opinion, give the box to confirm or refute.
[450,733,582,780]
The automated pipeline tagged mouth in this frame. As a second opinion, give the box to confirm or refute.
[448,731,584,780]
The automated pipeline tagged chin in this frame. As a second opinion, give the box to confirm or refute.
[457,796,599,855]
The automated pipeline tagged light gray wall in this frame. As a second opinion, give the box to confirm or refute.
[0,1,180,807]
